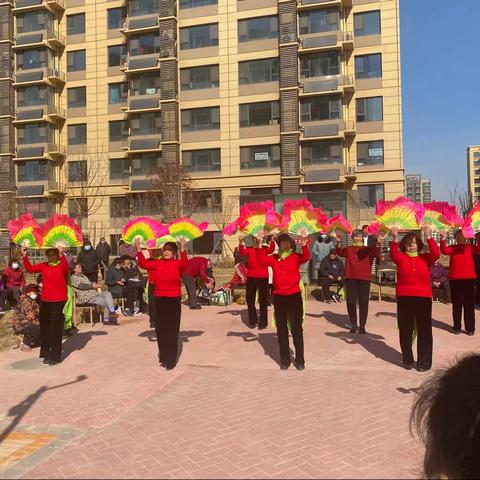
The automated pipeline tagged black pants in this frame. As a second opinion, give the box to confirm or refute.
[39,301,66,363]
[126,283,146,312]
[274,293,304,366]
[18,323,41,348]
[432,281,450,303]
[397,296,433,368]
[345,279,371,329]
[0,287,20,309]
[246,277,269,327]
[154,296,181,368]
[148,283,155,326]
[450,279,476,333]
[85,271,98,282]
[182,274,199,307]
[320,278,344,301]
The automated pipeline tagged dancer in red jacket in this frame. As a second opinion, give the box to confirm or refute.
[21,245,69,365]
[390,227,439,372]
[239,235,274,329]
[136,239,188,370]
[335,229,382,334]
[440,230,479,336]
[257,233,310,370]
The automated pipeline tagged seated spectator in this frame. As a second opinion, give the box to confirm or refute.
[70,262,119,325]
[118,240,137,260]
[411,354,480,479]
[105,258,126,300]
[430,259,450,303]
[319,251,345,303]
[0,260,25,312]
[12,284,41,351]
[121,256,146,316]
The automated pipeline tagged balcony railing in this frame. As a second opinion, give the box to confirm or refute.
[300,74,354,95]
[14,29,65,49]
[13,0,64,12]
[121,54,160,73]
[299,31,353,52]
[14,67,65,85]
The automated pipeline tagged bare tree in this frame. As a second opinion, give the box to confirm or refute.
[448,183,474,217]
[209,195,238,260]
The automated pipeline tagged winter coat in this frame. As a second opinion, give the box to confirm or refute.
[77,248,100,274]
[311,240,334,280]
[319,256,345,279]
[96,242,111,263]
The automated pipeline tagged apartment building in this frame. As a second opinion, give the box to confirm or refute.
[405,173,431,204]
[467,145,480,202]
[0,0,404,256]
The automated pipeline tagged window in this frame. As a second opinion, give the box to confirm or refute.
[240,145,280,169]
[300,52,339,79]
[181,107,220,131]
[358,184,384,208]
[17,160,51,181]
[67,50,86,72]
[17,124,54,144]
[110,158,130,182]
[130,193,162,216]
[240,101,279,127]
[68,198,88,219]
[131,153,160,176]
[109,120,128,142]
[66,13,85,35]
[17,198,53,220]
[238,16,278,42]
[67,86,86,108]
[183,149,220,172]
[357,140,384,166]
[180,24,218,50]
[184,190,221,212]
[180,0,217,8]
[67,160,87,182]
[129,33,160,56]
[108,45,126,67]
[356,97,383,122]
[108,83,128,104]
[129,0,158,16]
[180,65,219,90]
[68,124,87,145]
[108,8,125,30]
[130,73,160,95]
[16,49,51,70]
[354,11,381,36]
[355,53,382,80]
[189,231,221,255]
[17,85,54,107]
[299,8,339,34]
[17,12,53,33]
[130,112,161,136]
[239,58,279,84]
[302,141,342,165]
[300,96,341,122]
[110,197,130,218]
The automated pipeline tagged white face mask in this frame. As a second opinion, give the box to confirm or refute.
[11,263,19,269]
[28,293,38,300]
[84,245,92,251]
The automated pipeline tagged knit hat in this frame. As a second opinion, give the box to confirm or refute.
[24,284,39,294]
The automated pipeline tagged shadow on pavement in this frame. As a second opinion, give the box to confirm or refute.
[431,318,453,333]
[375,311,397,318]
[397,387,420,395]
[217,308,250,326]
[62,331,108,360]
[177,331,205,363]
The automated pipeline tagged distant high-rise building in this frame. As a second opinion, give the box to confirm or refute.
[405,173,431,204]
[467,146,480,202]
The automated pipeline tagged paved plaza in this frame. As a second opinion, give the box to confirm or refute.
[0,299,478,479]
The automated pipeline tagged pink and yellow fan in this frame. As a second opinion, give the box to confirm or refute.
[325,215,353,235]
[122,217,164,247]
[7,213,42,248]
[37,214,83,249]
[465,203,480,234]
[238,201,279,238]
[281,198,323,238]
[222,217,242,236]
[167,218,208,243]
[422,202,463,231]
[367,221,389,237]
[375,196,425,231]
[146,234,178,249]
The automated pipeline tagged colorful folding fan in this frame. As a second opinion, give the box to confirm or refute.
[281,199,324,238]
[167,218,208,242]
[325,215,353,235]
[465,203,480,233]
[146,234,178,249]
[37,214,83,249]
[222,217,242,236]
[7,213,41,248]
[421,202,463,231]
[375,196,425,231]
[366,221,389,237]
[238,201,281,238]
[121,217,165,246]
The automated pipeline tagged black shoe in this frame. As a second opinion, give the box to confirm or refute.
[165,364,175,371]
[402,362,414,370]
[295,362,305,370]
[280,363,290,370]
[349,328,357,333]
[123,309,134,317]
[248,323,257,329]
[416,365,431,373]
[453,328,461,335]
[258,325,267,330]
[48,359,60,366]
[359,327,366,334]
[190,305,201,310]
[43,358,50,364]
[467,331,475,336]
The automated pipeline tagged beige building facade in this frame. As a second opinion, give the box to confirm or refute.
[1,0,404,256]
[467,145,480,203]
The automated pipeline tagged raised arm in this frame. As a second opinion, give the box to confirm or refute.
[178,243,188,272]
[21,254,43,274]
[440,236,452,256]
[297,242,311,264]
[136,250,158,271]
[257,246,274,267]
[421,236,440,266]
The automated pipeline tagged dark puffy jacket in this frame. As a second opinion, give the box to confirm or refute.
[77,248,100,274]
[96,242,111,262]
[319,256,345,279]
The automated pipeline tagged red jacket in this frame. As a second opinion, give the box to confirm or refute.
[336,244,380,281]
[440,240,479,280]
[22,255,69,302]
[137,250,188,297]
[2,266,25,289]
[183,257,209,282]
[239,243,275,279]
[257,245,310,296]
[390,238,440,298]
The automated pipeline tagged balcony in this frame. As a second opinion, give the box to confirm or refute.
[127,135,161,153]
[121,54,160,74]
[124,95,161,113]
[14,30,65,50]
[300,75,354,96]
[298,0,342,9]
[15,142,66,161]
[14,67,65,87]
[121,14,159,35]
[299,31,354,54]
[14,104,66,124]
[16,180,66,198]
[13,0,64,14]
[300,119,355,141]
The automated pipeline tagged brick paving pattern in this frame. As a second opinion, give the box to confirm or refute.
[0,299,477,478]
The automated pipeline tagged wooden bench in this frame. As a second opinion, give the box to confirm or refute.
[73,293,104,326]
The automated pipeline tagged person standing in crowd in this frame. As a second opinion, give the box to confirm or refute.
[311,233,334,285]
[319,250,345,303]
[440,230,479,336]
[105,258,126,302]
[12,284,41,351]
[182,256,214,310]
[96,237,111,279]
[122,255,146,316]
[136,239,188,370]
[239,235,274,329]
[0,259,25,312]
[335,229,382,334]
[118,239,137,259]
[77,240,100,282]
[257,233,310,370]
[362,224,378,248]
[70,263,119,325]
[430,259,450,303]
[21,245,69,365]
[390,226,439,372]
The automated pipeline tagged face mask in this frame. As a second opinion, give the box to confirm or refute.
[320,235,327,240]
[11,263,19,269]
[353,242,364,247]
[84,245,92,251]
[28,293,38,300]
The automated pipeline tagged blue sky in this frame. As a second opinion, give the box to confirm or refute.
[400,1,480,200]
